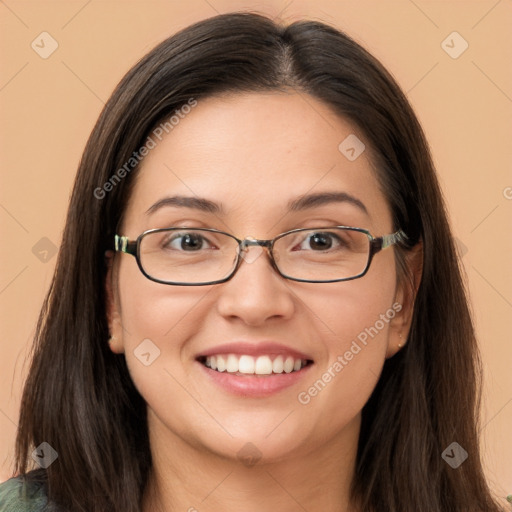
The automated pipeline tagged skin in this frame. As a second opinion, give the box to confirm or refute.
[105,91,421,512]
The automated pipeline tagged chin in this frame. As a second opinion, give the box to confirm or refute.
[194,421,315,466]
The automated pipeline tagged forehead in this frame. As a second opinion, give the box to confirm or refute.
[122,92,392,234]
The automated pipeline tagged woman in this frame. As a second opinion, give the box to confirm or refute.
[0,12,504,512]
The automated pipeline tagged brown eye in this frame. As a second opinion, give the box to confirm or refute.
[296,231,345,251]
[164,232,211,251]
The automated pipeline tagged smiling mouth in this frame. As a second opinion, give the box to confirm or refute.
[196,354,314,376]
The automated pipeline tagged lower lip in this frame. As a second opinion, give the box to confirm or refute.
[195,360,314,397]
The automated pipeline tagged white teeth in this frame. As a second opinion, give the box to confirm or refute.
[238,355,255,374]
[272,355,284,373]
[283,356,294,373]
[203,353,308,375]
[226,354,239,373]
[216,354,226,372]
[255,355,273,375]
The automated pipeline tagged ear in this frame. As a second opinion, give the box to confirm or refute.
[385,240,423,358]
[105,250,125,354]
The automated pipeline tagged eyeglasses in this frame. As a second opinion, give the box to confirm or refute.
[114,226,407,286]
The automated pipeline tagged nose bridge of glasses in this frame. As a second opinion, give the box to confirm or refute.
[239,237,272,252]
[237,237,275,268]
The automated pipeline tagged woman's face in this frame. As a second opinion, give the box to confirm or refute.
[107,92,409,465]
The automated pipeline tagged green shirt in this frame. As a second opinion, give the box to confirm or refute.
[0,476,48,512]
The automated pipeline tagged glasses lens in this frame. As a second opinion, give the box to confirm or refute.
[139,229,238,284]
[273,228,371,281]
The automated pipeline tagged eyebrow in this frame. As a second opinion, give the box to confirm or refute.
[288,191,368,215]
[145,196,223,215]
[145,191,368,216]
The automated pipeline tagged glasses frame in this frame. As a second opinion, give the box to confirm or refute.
[114,226,407,286]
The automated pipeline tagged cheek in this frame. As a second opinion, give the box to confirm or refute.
[116,282,208,439]
[118,259,209,343]
[116,265,211,394]
[297,260,397,418]
[310,255,397,351]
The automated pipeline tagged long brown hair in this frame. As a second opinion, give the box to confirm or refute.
[14,12,504,512]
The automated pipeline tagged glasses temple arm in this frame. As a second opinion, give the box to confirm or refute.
[374,230,408,252]
[114,235,137,256]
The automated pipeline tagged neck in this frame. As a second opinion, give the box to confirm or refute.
[142,411,361,512]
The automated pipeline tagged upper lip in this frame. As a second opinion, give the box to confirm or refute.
[196,341,314,361]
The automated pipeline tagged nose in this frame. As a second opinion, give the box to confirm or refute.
[215,244,295,326]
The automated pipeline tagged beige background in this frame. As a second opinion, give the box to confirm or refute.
[1,0,511,503]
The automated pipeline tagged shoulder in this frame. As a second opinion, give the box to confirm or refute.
[0,473,48,512]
